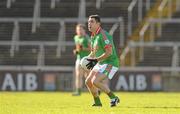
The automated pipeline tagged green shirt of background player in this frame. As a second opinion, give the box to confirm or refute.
[85,15,120,107]
[74,34,90,60]
[72,24,90,96]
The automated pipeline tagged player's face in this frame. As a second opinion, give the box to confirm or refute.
[76,26,85,36]
[88,18,99,33]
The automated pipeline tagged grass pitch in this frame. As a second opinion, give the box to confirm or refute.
[1,92,180,114]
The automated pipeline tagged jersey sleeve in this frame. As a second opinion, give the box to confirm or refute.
[100,31,112,49]
[84,38,88,47]
[74,35,79,45]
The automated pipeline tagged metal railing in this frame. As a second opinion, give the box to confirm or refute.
[6,0,15,8]
[10,21,19,57]
[139,18,179,64]
[0,17,124,47]
[50,0,60,9]
[121,18,180,67]
[122,0,180,66]
[78,0,86,24]
[158,0,180,36]
[127,0,180,37]
[57,21,66,58]
[109,17,125,47]
[32,0,41,33]
[139,18,180,61]
[0,17,124,42]
[158,0,169,36]
[128,0,153,36]
[0,41,74,67]
[128,0,137,36]
[0,17,124,68]
[129,41,179,67]
[96,0,105,9]
[3,0,125,47]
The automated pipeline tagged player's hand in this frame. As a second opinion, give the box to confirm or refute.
[73,49,79,55]
[77,45,83,51]
[86,58,98,70]
[79,45,83,50]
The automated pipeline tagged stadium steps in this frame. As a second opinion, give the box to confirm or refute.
[121,0,162,66]
[19,23,59,41]
[139,10,180,67]
[0,46,37,65]
[0,0,138,66]
[0,0,79,66]
[132,0,177,41]
[136,7,180,67]
[137,47,173,66]
[41,1,79,17]
[86,0,131,18]
[0,22,13,41]
[0,0,34,17]
[45,46,75,66]
[179,48,180,66]
[86,0,132,39]
[156,11,180,42]
[122,0,178,66]
[0,45,75,66]
[65,23,77,42]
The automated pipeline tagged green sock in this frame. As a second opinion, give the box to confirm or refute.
[107,91,116,99]
[93,97,101,104]
[77,88,81,94]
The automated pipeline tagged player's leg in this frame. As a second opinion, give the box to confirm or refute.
[83,68,90,79]
[101,77,109,91]
[72,59,82,96]
[92,64,119,107]
[85,70,102,106]
[77,66,86,94]
[96,77,109,95]
[91,72,111,93]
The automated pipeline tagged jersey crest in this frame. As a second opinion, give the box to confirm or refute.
[105,39,110,44]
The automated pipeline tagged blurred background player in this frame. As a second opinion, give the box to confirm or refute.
[85,15,120,107]
[72,24,90,96]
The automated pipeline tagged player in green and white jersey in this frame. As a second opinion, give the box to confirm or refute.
[85,15,120,107]
[72,24,90,96]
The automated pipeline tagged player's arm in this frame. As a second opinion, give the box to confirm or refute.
[87,42,95,58]
[86,35,112,70]
[96,45,112,61]
[73,44,82,55]
[88,50,95,58]
[81,37,91,52]
[82,43,91,51]
[86,50,97,70]
[87,45,112,69]
[86,45,112,70]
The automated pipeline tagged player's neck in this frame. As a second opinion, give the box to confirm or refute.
[91,26,101,37]
[77,34,84,37]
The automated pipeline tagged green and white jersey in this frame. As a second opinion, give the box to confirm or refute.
[91,27,120,67]
[74,35,90,60]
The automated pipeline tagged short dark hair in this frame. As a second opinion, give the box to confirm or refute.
[89,15,101,23]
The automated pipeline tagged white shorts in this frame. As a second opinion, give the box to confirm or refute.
[92,63,118,80]
[75,59,82,70]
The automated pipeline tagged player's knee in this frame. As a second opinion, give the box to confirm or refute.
[85,78,90,86]
[92,79,98,87]
[85,78,93,88]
